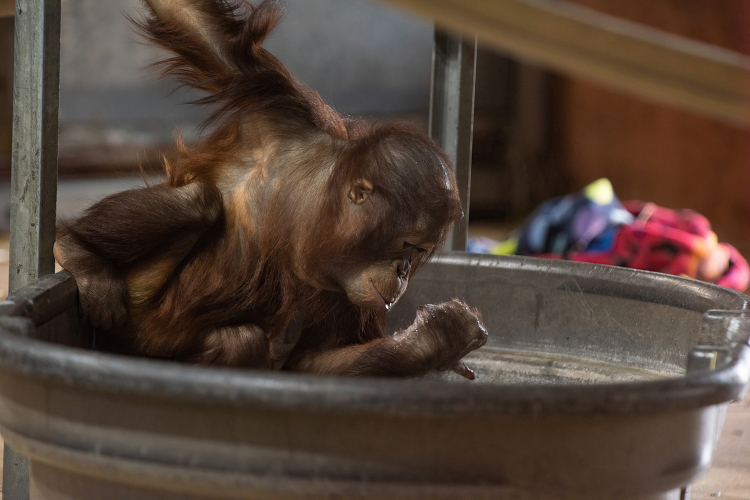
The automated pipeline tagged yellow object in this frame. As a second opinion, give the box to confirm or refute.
[491,237,519,255]
[583,178,614,205]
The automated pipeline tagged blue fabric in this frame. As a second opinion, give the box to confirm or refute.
[514,179,633,256]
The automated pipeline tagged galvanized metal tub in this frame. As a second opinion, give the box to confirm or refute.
[0,253,748,500]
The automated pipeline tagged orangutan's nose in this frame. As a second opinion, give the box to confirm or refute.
[396,258,411,278]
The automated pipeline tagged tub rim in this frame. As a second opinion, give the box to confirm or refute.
[0,253,747,418]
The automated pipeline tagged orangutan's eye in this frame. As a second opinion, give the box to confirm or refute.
[399,239,433,255]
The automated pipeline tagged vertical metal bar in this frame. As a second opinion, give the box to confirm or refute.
[5,0,61,497]
[429,29,476,252]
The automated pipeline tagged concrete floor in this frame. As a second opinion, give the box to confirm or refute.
[0,179,747,498]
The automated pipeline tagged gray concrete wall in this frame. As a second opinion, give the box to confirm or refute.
[59,0,434,136]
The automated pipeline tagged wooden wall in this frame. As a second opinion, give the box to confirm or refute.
[557,0,750,255]
[0,17,12,177]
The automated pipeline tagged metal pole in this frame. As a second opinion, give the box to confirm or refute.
[429,29,476,252]
[5,0,61,497]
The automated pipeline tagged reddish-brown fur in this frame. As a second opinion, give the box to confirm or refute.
[54,0,488,377]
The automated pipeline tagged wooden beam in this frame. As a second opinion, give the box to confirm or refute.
[383,0,750,126]
[5,0,61,496]
[0,0,14,18]
[9,0,60,292]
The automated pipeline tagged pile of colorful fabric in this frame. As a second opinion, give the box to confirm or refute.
[467,178,750,291]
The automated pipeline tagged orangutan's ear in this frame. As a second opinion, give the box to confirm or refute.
[348,179,374,205]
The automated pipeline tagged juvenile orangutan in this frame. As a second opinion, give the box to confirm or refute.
[54,0,488,378]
